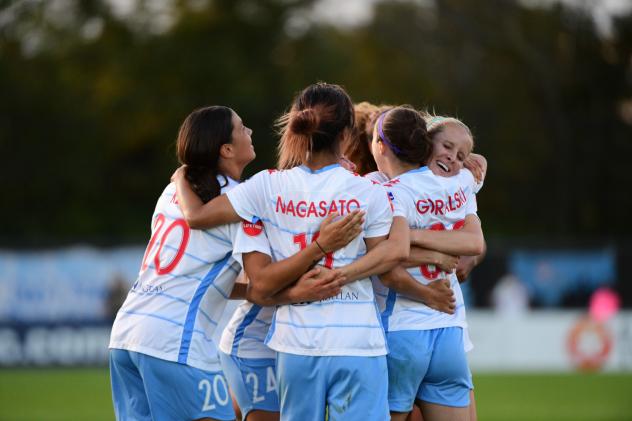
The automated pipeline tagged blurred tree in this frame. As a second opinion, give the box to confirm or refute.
[0,0,630,245]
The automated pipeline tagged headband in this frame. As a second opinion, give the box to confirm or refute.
[377,111,402,155]
[427,116,448,130]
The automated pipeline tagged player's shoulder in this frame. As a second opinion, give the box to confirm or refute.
[157,182,177,206]
[456,168,475,184]
[345,169,388,193]
[364,171,389,185]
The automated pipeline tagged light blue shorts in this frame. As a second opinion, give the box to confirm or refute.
[276,352,389,421]
[386,327,472,411]
[110,349,235,421]
[219,351,279,418]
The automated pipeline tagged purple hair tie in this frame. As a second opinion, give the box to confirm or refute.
[377,111,402,155]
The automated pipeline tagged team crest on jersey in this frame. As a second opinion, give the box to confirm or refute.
[386,191,395,212]
[242,219,264,236]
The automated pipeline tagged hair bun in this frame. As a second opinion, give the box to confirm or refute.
[289,108,320,136]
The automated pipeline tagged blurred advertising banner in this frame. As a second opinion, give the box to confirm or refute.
[468,311,632,372]
[0,246,143,323]
[0,246,241,367]
[0,246,142,366]
[508,248,617,307]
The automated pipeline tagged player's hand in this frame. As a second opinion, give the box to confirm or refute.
[463,153,487,183]
[171,165,187,182]
[437,252,460,273]
[338,155,357,172]
[425,279,456,314]
[289,266,344,302]
[316,210,365,253]
[456,256,477,283]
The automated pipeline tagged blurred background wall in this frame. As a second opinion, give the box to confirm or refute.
[1,0,632,373]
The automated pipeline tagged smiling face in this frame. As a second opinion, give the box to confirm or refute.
[227,110,256,166]
[427,123,473,177]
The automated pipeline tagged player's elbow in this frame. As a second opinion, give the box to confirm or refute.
[245,282,271,306]
[379,271,398,289]
[181,210,206,230]
[390,240,410,265]
[381,241,409,272]
[465,237,485,256]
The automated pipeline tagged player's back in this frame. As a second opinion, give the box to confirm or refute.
[109,178,241,371]
[381,167,477,331]
[226,164,393,356]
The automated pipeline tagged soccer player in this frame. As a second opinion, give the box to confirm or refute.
[108,105,359,421]
[372,108,485,421]
[173,83,413,420]
[344,103,487,420]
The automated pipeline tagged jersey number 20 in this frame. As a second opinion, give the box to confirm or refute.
[141,213,191,275]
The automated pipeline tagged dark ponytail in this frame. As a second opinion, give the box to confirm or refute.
[176,106,233,203]
[277,83,355,169]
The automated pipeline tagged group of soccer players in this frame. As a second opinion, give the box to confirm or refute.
[108,82,487,421]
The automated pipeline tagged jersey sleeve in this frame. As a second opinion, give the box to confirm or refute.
[465,190,478,216]
[225,170,267,223]
[462,168,484,194]
[385,184,415,221]
[230,219,272,266]
[365,184,393,238]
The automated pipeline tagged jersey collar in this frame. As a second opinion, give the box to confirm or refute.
[298,163,341,174]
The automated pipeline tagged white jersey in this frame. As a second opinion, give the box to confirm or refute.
[219,221,276,359]
[365,171,390,184]
[226,164,393,357]
[379,167,478,332]
[367,169,482,194]
[109,177,241,372]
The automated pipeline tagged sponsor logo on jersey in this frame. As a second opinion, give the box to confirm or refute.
[416,188,468,215]
[319,290,360,302]
[242,219,264,236]
[275,196,361,218]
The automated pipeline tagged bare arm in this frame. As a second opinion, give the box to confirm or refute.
[404,247,460,273]
[173,167,241,229]
[337,216,410,284]
[246,266,343,306]
[379,268,456,314]
[410,214,485,256]
[456,240,487,283]
[229,282,248,300]
[463,153,487,184]
[242,211,363,299]
[244,252,344,306]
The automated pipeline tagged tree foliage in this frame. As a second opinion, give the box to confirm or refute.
[1,0,631,244]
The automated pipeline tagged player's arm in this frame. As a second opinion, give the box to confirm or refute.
[463,153,487,184]
[229,282,248,299]
[244,212,363,299]
[403,246,460,273]
[337,216,409,284]
[379,268,456,314]
[410,214,484,256]
[229,272,248,299]
[246,266,342,306]
[456,240,487,283]
[172,166,240,228]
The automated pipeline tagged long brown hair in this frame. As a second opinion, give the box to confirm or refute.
[176,106,233,203]
[276,83,355,169]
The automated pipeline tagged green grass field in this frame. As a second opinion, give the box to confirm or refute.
[0,369,631,420]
